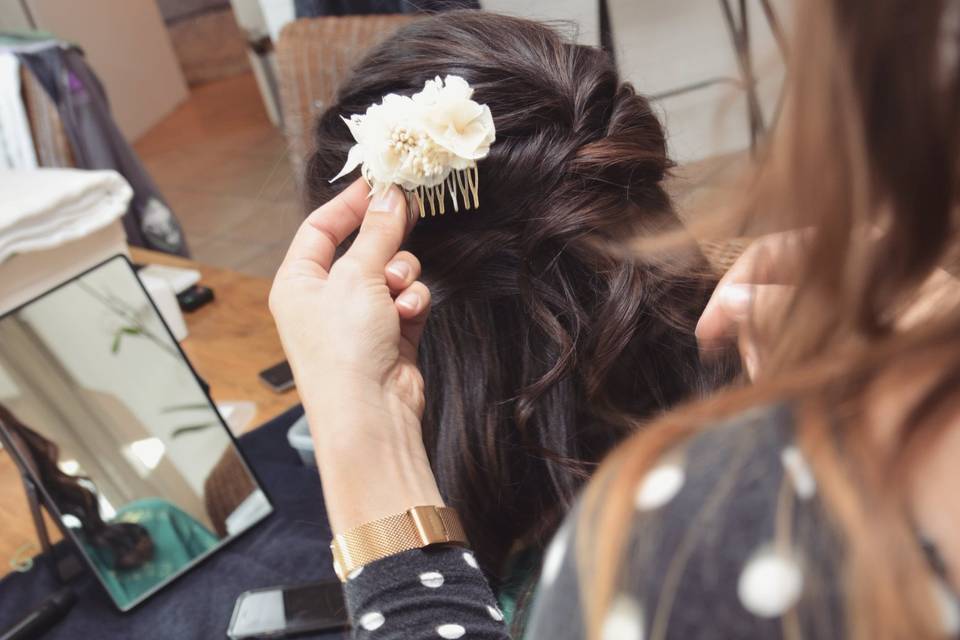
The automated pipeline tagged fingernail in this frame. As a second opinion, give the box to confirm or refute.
[369,187,402,213]
[717,284,753,320]
[396,291,420,312]
[386,261,411,280]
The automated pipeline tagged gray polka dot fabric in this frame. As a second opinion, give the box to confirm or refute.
[343,405,960,639]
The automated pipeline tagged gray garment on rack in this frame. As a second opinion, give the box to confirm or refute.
[18,45,189,257]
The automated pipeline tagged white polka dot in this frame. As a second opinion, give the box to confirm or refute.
[462,551,479,569]
[781,446,816,500]
[360,611,385,631]
[932,578,960,635]
[601,594,644,640]
[540,533,567,586]
[420,571,445,588]
[635,462,685,511]
[347,566,364,580]
[738,547,804,618]
[436,623,466,638]
[487,604,504,622]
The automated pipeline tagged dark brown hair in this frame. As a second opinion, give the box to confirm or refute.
[0,404,154,570]
[585,0,960,638]
[306,11,729,580]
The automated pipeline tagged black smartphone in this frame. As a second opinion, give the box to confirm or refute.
[176,284,214,312]
[258,360,294,393]
[227,581,348,639]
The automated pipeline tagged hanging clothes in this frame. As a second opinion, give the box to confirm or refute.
[0,53,39,170]
[20,59,74,168]
[17,45,189,257]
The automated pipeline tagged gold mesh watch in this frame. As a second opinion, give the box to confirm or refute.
[331,505,469,581]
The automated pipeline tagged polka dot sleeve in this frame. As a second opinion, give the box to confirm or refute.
[343,404,960,639]
[343,546,510,639]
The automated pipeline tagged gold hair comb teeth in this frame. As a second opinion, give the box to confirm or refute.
[407,164,480,217]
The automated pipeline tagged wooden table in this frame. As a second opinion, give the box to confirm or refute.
[0,249,299,573]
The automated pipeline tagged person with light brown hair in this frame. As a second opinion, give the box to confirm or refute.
[268,0,960,638]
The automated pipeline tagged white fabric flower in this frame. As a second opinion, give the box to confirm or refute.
[414,75,495,168]
[331,75,495,196]
[331,93,425,194]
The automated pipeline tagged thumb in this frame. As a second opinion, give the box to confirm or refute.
[343,186,410,273]
[697,283,794,353]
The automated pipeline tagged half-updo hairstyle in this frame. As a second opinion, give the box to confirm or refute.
[306,11,729,581]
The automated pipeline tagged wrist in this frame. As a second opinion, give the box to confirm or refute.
[319,447,444,535]
[300,387,442,535]
[304,383,424,461]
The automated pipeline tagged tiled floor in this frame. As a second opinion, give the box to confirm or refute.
[135,72,749,278]
[135,73,304,279]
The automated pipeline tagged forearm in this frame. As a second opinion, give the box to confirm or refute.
[302,388,510,639]
[301,383,443,535]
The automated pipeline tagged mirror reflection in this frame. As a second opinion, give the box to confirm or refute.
[0,256,272,610]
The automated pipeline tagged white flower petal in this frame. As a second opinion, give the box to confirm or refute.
[342,114,364,142]
[443,74,473,99]
[330,144,364,183]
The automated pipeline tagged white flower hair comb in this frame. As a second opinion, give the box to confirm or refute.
[330,75,496,217]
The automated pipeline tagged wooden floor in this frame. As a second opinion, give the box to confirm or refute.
[134,73,304,279]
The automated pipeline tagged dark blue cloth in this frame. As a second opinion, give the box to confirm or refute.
[0,405,345,640]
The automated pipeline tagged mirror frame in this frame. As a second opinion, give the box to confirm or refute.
[0,254,275,611]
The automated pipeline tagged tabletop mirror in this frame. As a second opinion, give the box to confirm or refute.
[0,255,273,611]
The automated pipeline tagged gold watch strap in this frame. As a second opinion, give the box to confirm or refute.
[331,505,468,581]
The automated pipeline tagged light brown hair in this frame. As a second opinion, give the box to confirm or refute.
[585,0,960,638]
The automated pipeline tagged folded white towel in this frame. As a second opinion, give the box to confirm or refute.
[0,168,132,264]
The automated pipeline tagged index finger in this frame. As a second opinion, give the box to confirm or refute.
[722,230,806,287]
[280,178,370,274]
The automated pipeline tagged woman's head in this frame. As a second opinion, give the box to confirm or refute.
[0,404,153,570]
[307,12,723,577]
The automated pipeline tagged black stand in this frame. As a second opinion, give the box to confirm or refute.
[647,0,789,153]
[20,472,83,583]
[0,419,82,584]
